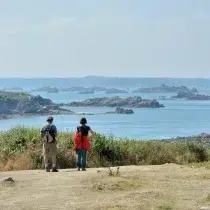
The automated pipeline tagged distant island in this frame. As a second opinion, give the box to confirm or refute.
[115,107,134,114]
[172,90,210,100]
[30,84,202,96]
[3,87,24,91]
[61,86,106,92]
[47,87,59,93]
[1,77,210,90]
[61,86,127,94]
[78,108,135,115]
[61,86,88,92]
[78,90,95,94]
[63,96,164,108]
[0,91,73,119]
[187,94,210,100]
[31,86,130,95]
[31,87,59,93]
[0,92,140,119]
[106,88,128,94]
[133,84,198,94]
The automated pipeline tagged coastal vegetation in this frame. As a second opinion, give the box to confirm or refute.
[31,87,59,93]
[106,88,128,94]
[0,127,209,171]
[29,84,210,100]
[0,91,72,116]
[67,96,164,108]
[1,79,210,210]
[17,83,210,101]
[0,91,30,101]
[62,86,106,92]
[115,107,134,114]
[31,86,128,94]
[78,89,95,94]
[133,84,198,93]
[172,90,210,100]
[0,92,139,118]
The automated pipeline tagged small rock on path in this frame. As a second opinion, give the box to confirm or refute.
[0,177,15,183]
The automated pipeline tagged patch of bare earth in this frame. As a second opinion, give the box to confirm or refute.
[0,164,210,210]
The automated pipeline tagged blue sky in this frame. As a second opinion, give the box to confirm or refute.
[0,0,210,78]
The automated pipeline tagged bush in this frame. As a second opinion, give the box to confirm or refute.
[0,127,209,171]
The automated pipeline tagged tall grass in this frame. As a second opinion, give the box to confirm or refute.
[0,127,209,171]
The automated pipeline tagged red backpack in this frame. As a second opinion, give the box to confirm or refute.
[73,127,90,151]
[74,132,82,145]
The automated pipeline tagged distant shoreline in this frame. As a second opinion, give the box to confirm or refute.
[1,76,210,79]
[0,113,74,121]
[0,115,208,144]
[0,111,129,121]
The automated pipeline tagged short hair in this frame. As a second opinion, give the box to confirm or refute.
[47,116,54,122]
[80,118,87,125]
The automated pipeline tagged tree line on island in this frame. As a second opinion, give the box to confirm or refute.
[21,84,210,100]
[1,83,210,119]
[0,91,164,119]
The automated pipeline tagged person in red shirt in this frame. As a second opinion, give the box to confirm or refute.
[73,118,94,171]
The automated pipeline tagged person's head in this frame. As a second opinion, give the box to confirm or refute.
[80,118,87,125]
[46,116,54,124]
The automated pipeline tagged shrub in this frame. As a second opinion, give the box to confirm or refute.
[0,127,209,171]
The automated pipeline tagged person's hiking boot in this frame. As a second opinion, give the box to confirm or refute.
[77,168,81,171]
[52,167,59,172]
[45,166,50,172]
[82,168,86,171]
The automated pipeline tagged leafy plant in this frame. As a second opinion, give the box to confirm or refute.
[0,127,209,171]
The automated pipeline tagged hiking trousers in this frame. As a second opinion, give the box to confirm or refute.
[76,149,87,169]
[43,142,57,166]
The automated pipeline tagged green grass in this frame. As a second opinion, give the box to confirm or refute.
[206,194,210,202]
[189,162,210,170]
[93,176,143,191]
[0,127,209,171]
[0,91,30,102]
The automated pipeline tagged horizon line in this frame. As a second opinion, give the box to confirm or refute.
[0,76,210,79]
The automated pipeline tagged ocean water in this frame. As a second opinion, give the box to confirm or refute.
[0,87,210,139]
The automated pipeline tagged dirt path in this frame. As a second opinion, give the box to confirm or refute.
[0,164,210,210]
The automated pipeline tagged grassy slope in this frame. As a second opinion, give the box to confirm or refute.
[0,127,209,171]
[1,164,210,210]
[0,91,30,102]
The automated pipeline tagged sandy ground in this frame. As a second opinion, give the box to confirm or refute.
[0,164,210,210]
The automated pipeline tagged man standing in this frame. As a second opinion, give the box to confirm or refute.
[41,116,58,172]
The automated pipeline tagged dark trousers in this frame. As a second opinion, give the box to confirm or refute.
[76,149,87,169]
